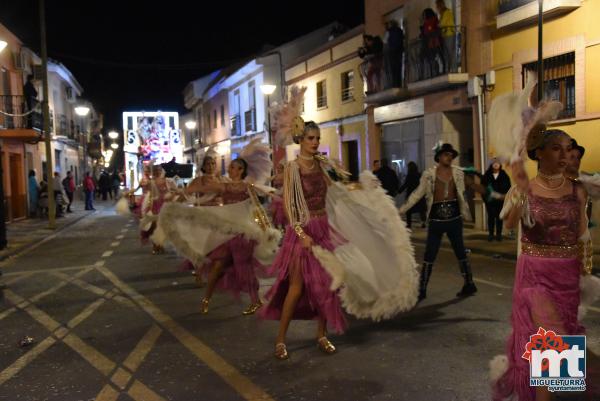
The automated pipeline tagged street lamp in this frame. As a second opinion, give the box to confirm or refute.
[0,39,7,251]
[110,143,119,150]
[74,106,90,116]
[108,131,119,140]
[185,120,197,130]
[260,84,277,146]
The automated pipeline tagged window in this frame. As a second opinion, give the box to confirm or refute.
[248,81,256,110]
[220,105,225,127]
[523,52,575,119]
[206,112,211,133]
[316,80,327,109]
[213,110,217,128]
[341,71,355,102]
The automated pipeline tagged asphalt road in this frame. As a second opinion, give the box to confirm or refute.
[1,206,599,401]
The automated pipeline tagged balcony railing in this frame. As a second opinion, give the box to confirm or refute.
[341,86,354,102]
[498,0,535,14]
[244,108,256,132]
[0,95,43,130]
[406,25,466,84]
[230,114,241,137]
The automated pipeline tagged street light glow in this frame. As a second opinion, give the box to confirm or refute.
[260,84,276,95]
[0,41,7,53]
[108,131,119,139]
[185,120,197,130]
[110,143,119,150]
[74,106,90,116]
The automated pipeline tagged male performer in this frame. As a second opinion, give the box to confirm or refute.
[399,142,476,301]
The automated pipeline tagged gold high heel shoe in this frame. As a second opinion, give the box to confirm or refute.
[200,298,210,314]
[242,301,263,315]
[317,337,336,355]
[274,343,289,360]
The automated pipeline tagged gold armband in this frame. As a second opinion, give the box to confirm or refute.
[294,224,307,239]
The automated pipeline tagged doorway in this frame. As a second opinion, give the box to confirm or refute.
[9,153,26,220]
[342,140,359,181]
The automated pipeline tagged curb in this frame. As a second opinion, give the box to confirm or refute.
[0,211,95,263]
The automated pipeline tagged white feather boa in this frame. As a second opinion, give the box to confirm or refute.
[151,201,281,266]
[312,170,420,321]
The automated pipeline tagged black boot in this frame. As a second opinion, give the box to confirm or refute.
[418,262,433,302]
[456,259,477,297]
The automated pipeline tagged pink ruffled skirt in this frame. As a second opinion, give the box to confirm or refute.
[270,198,287,228]
[140,198,165,243]
[260,215,347,334]
[493,254,583,401]
[200,235,262,302]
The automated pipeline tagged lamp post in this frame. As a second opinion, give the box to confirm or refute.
[40,0,56,230]
[0,39,7,250]
[75,105,90,185]
[260,84,276,147]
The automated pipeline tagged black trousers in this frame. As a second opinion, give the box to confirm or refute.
[65,191,74,211]
[423,217,467,264]
[486,201,503,238]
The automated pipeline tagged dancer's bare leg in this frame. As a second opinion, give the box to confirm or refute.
[204,260,224,301]
[275,264,304,345]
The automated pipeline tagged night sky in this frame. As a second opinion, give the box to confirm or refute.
[1,0,364,132]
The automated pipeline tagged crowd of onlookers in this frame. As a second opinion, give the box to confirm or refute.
[359,0,458,93]
[27,169,124,218]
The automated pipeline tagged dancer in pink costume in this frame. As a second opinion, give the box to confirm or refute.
[260,121,346,359]
[191,159,266,315]
[139,165,173,255]
[153,139,280,316]
[269,160,287,229]
[491,129,593,401]
[182,149,222,285]
[261,86,419,360]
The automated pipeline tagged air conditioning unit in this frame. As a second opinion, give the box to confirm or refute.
[12,51,25,70]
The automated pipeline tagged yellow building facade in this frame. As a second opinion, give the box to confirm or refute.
[284,26,368,178]
[489,0,600,175]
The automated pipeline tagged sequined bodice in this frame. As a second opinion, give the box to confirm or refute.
[300,169,327,211]
[521,186,580,246]
[221,183,249,205]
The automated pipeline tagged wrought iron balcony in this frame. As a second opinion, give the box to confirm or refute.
[230,114,241,137]
[0,95,43,130]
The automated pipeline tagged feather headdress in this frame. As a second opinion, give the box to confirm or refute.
[488,74,562,162]
[239,137,272,185]
[270,86,307,146]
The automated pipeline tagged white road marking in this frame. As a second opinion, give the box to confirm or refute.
[101,251,113,258]
[110,242,120,247]
[116,235,125,240]
[473,277,511,290]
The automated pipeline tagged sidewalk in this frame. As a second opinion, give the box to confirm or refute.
[410,225,600,262]
[409,225,519,261]
[0,205,103,263]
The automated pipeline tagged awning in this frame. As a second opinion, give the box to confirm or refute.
[0,128,41,141]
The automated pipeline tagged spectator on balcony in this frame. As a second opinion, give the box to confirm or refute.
[28,170,39,218]
[359,34,384,94]
[23,75,38,129]
[383,19,405,89]
[436,0,457,73]
[420,8,445,79]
